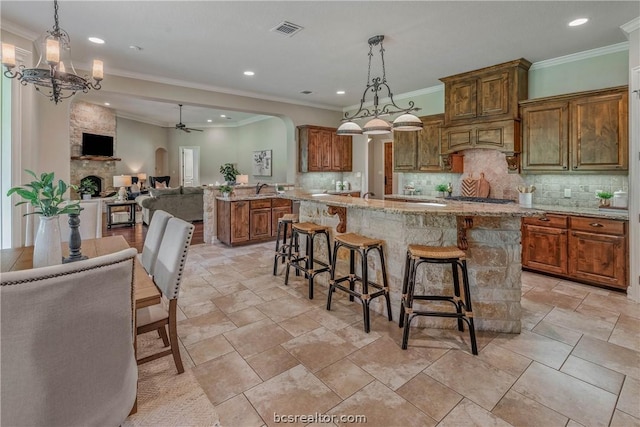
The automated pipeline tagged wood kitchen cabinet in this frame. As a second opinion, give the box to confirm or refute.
[520,86,628,173]
[393,114,444,172]
[441,119,520,154]
[298,125,352,172]
[522,213,628,290]
[217,197,292,246]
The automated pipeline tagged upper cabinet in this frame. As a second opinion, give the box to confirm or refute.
[520,86,628,173]
[439,58,531,154]
[298,125,352,172]
[393,114,444,172]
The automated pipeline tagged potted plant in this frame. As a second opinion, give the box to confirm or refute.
[436,184,448,197]
[7,170,80,268]
[219,163,240,185]
[596,191,613,208]
[218,184,233,198]
[78,178,98,200]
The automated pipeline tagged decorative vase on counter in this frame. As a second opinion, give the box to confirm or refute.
[33,215,62,268]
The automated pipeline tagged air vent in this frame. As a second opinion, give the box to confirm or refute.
[300,90,313,95]
[271,21,303,37]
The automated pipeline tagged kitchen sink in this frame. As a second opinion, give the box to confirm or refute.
[412,202,447,207]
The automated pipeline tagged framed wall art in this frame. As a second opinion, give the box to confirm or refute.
[253,149,272,176]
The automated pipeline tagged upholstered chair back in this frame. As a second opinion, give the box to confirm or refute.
[59,200,103,242]
[0,248,138,426]
[149,175,171,188]
[153,217,194,300]
[141,209,173,276]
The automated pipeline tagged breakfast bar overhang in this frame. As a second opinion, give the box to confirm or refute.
[281,191,544,334]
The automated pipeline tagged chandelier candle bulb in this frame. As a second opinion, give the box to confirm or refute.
[92,60,103,81]
[45,38,60,64]
[1,43,16,67]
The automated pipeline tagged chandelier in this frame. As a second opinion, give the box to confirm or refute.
[337,35,422,136]
[1,0,103,104]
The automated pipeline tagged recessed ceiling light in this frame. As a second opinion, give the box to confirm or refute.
[129,45,143,51]
[220,114,226,118]
[301,90,313,95]
[88,37,105,44]
[568,18,588,27]
[336,90,345,95]
[207,119,212,123]
[243,71,255,76]
[104,102,110,106]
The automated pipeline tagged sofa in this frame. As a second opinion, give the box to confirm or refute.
[135,186,203,225]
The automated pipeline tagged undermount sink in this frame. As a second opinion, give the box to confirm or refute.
[412,202,447,207]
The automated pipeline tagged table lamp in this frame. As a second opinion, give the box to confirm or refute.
[236,174,249,185]
[137,173,147,190]
[113,175,132,201]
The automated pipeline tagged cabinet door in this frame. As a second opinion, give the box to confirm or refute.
[522,224,568,275]
[571,91,628,171]
[230,201,250,243]
[478,71,509,119]
[393,131,418,171]
[318,130,332,170]
[521,102,569,171]
[250,208,271,240]
[339,134,352,171]
[307,128,323,172]
[271,206,292,237]
[448,79,477,122]
[568,230,626,289]
[331,134,352,171]
[416,116,443,171]
[216,199,231,245]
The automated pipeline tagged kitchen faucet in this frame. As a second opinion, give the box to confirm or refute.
[256,182,268,194]
[362,192,374,200]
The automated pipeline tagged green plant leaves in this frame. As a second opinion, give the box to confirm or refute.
[7,170,80,217]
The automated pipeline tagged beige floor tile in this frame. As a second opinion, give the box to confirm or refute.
[244,365,341,427]
[543,306,615,341]
[193,351,262,405]
[348,336,446,391]
[282,327,357,372]
[532,320,583,346]
[256,295,316,323]
[333,323,381,349]
[521,296,554,331]
[307,305,362,331]
[227,306,268,327]
[180,300,219,318]
[209,280,249,296]
[224,318,293,358]
[560,355,625,394]
[492,329,572,369]
[476,342,532,377]
[566,420,586,427]
[522,271,562,289]
[551,281,592,299]
[316,359,375,399]
[185,334,235,365]
[212,288,265,314]
[177,310,237,346]
[513,361,617,427]
[278,314,323,337]
[254,286,294,301]
[610,409,640,427]
[524,288,584,310]
[492,389,568,427]
[617,376,640,419]
[328,380,437,427]
[572,335,640,379]
[215,393,264,427]
[438,398,512,427]
[424,350,516,410]
[575,302,620,324]
[396,372,463,421]
[609,314,640,352]
[246,345,300,381]
[581,293,640,320]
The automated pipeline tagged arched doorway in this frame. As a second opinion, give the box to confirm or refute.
[155,147,168,176]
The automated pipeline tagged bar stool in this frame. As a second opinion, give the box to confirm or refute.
[273,214,299,275]
[399,245,478,355]
[327,233,393,333]
[284,222,332,299]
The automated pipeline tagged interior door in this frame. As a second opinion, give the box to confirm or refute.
[384,142,393,195]
[180,146,200,187]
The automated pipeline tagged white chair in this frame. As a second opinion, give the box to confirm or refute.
[0,248,138,426]
[137,217,194,374]
[139,209,173,276]
[59,200,103,242]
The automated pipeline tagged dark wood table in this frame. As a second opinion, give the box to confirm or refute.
[106,200,137,229]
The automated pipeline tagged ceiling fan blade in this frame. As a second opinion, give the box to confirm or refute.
[187,128,203,132]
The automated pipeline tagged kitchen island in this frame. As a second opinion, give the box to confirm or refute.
[280,190,544,333]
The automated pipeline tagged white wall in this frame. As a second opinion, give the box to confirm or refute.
[235,117,287,183]
[116,117,169,177]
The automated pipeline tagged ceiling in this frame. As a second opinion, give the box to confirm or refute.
[1,1,638,127]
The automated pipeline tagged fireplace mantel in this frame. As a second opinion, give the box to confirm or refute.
[71,156,121,162]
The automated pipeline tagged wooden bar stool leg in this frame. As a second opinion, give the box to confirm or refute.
[378,246,393,322]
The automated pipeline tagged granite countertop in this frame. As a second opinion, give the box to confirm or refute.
[215,193,279,201]
[282,190,543,218]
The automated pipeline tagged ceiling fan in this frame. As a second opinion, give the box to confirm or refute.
[175,104,203,133]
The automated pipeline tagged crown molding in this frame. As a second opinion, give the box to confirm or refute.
[529,42,629,70]
[1,20,39,42]
[621,17,640,36]
[115,111,168,127]
[115,109,272,129]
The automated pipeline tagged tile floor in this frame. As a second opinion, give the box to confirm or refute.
[163,241,639,427]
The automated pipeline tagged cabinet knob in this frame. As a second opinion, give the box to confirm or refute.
[538,217,550,222]
[563,166,568,169]
[589,222,604,227]
[573,166,578,169]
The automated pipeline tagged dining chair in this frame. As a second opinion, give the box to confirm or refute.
[59,200,103,242]
[139,209,173,276]
[136,217,194,374]
[1,248,138,426]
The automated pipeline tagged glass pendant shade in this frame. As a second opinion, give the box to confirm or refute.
[393,113,423,131]
[336,121,363,135]
[362,117,391,135]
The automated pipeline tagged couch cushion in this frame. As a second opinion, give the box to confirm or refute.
[181,186,204,195]
[149,187,181,197]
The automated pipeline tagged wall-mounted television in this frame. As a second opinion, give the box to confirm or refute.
[81,132,114,157]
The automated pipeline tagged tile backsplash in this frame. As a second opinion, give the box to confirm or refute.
[400,149,628,208]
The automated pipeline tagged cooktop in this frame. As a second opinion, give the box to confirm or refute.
[445,196,515,204]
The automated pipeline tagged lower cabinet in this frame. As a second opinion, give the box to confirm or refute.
[217,198,291,246]
[522,214,628,290]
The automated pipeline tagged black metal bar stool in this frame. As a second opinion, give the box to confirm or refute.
[284,222,332,299]
[273,213,299,275]
[327,233,393,333]
[399,245,478,355]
